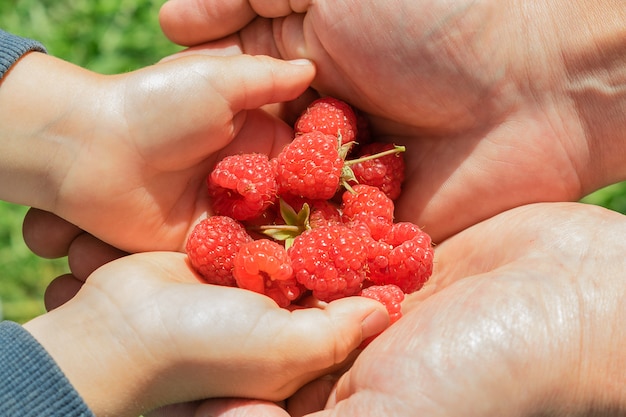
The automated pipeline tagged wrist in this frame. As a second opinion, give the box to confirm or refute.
[0,53,100,210]
[22,298,154,417]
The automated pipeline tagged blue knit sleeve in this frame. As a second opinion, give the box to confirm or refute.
[0,321,94,417]
[0,29,47,80]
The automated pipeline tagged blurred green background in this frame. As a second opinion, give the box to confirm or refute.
[0,0,180,323]
[1,0,626,324]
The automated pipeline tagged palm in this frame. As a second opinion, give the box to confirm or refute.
[290,202,626,416]
[52,55,308,252]
[163,0,586,242]
[279,2,586,242]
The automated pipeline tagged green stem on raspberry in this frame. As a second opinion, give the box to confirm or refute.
[344,145,406,167]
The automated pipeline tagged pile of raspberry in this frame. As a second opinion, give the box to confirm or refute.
[186,97,434,329]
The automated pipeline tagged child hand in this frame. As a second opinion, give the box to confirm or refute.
[23,251,389,417]
[1,52,314,252]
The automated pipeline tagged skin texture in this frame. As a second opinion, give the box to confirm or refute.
[1,51,315,253]
[159,0,626,243]
[23,252,389,417]
[13,1,626,415]
[135,1,626,415]
[131,203,626,417]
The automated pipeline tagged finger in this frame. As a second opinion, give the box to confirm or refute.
[67,233,128,281]
[288,297,389,368]
[22,208,82,258]
[159,0,256,45]
[195,399,289,417]
[44,273,84,311]
[130,55,314,159]
[204,54,315,112]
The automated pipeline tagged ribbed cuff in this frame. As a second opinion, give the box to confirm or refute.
[0,29,47,80]
[0,321,94,417]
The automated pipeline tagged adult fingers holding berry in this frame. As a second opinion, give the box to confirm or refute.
[158,0,626,243]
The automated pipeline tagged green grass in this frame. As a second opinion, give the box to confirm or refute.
[2,0,626,324]
[0,0,180,74]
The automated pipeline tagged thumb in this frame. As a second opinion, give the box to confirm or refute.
[123,54,314,167]
[290,296,390,366]
[204,55,316,111]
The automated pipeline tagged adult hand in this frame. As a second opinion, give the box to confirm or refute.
[23,251,390,417]
[289,202,626,416]
[1,51,314,252]
[159,0,626,242]
[155,202,626,417]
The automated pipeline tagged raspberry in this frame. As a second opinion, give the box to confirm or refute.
[288,224,368,302]
[273,131,344,200]
[186,216,253,286]
[367,222,434,293]
[350,142,406,200]
[341,184,394,240]
[233,239,303,308]
[360,284,404,324]
[294,97,358,145]
[358,284,405,348]
[208,153,277,221]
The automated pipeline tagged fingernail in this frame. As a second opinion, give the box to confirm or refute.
[288,58,313,66]
[361,308,390,340]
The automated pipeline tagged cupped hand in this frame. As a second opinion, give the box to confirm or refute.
[1,52,314,252]
[23,251,389,417]
[159,0,626,242]
[284,202,626,416]
[137,202,626,416]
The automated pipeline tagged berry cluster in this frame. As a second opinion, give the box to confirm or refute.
[186,97,433,328]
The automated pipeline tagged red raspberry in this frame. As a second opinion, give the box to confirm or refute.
[208,153,277,221]
[288,224,368,302]
[358,284,405,348]
[295,97,358,145]
[360,284,404,324]
[233,239,303,308]
[273,131,344,200]
[186,216,253,286]
[350,142,406,200]
[367,222,434,293]
[341,184,394,240]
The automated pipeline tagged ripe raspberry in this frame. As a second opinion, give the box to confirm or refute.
[186,216,253,286]
[350,142,406,200]
[295,97,358,145]
[208,153,277,221]
[273,131,344,200]
[288,224,368,302]
[358,284,405,348]
[341,184,395,240]
[360,284,404,324]
[367,222,434,293]
[233,239,303,308]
